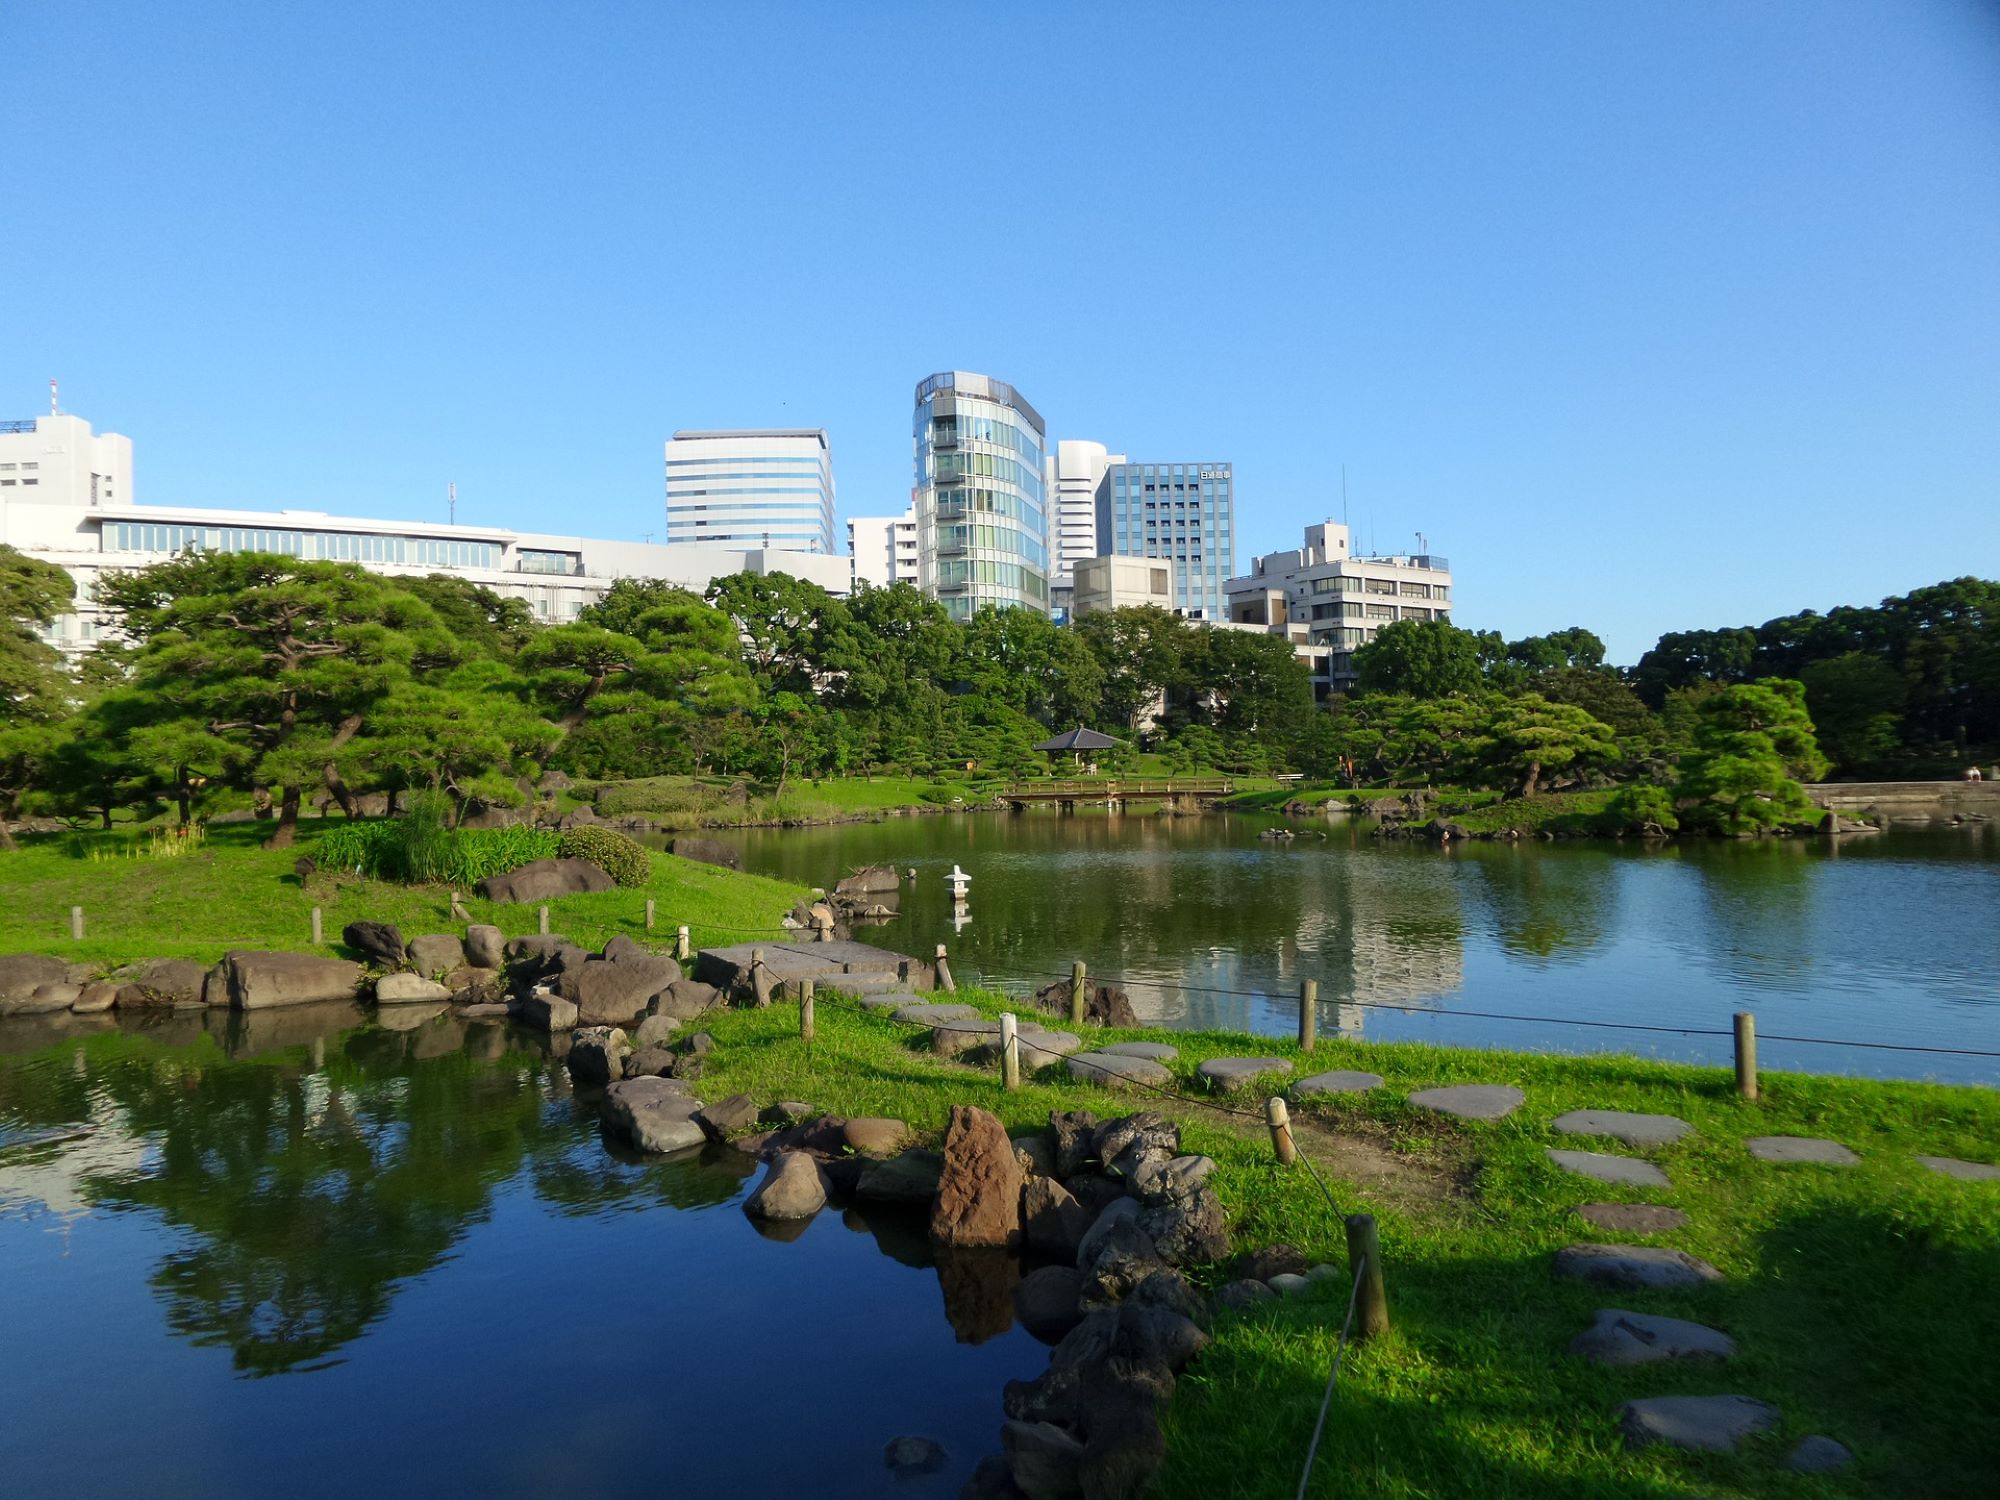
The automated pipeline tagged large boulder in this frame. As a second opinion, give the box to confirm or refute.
[212,951,363,1010]
[561,954,681,1026]
[1023,1176,1094,1261]
[514,992,578,1031]
[341,921,406,967]
[1014,1264,1087,1343]
[932,1104,1024,1249]
[405,934,466,976]
[855,1149,945,1204]
[0,954,69,1001]
[463,924,505,970]
[1034,978,1138,1028]
[375,973,452,1004]
[651,978,722,1021]
[567,1026,631,1087]
[671,835,742,872]
[601,1076,705,1154]
[744,1152,828,1221]
[475,857,615,904]
[114,958,210,1008]
[835,865,899,896]
[4,983,77,1015]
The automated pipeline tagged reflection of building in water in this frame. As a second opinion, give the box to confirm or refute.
[0,1107,152,1233]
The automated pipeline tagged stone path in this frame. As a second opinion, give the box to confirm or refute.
[1568,1309,1735,1366]
[1576,1203,1689,1234]
[1746,1135,1859,1166]
[1065,1052,1173,1089]
[1546,1149,1671,1188]
[1915,1154,2000,1181]
[1550,1109,1691,1148]
[891,1001,978,1024]
[1098,1041,1179,1061]
[1619,1395,1778,1453]
[1553,1243,1723,1290]
[1407,1083,1523,1120]
[1292,1069,1385,1098]
[1195,1057,1293,1091]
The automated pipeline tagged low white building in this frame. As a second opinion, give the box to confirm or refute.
[0,411,132,510]
[1224,521,1453,695]
[847,505,918,590]
[1071,554,1175,617]
[0,412,850,652]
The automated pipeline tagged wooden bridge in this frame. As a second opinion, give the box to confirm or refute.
[1001,777,1235,811]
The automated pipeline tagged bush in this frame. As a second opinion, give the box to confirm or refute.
[556,825,652,887]
[314,801,557,885]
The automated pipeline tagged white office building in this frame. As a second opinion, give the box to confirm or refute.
[1045,439,1122,618]
[1071,554,1175,618]
[1224,520,1453,695]
[1,412,849,653]
[847,505,918,590]
[664,428,836,554]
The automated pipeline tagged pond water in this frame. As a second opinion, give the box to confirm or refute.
[714,811,2000,1086]
[0,1009,1044,1499]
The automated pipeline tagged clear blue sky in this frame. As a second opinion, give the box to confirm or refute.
[4,1,1996,662]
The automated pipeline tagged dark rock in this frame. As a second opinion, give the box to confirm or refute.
[1131,1270,1205,1326]
[1014,1265,1086,1342]
[1078,1386,1167,1500]
[842,1117,909,1157]
[631,1013,681,1049]
[623,1046,675,1079]
[1002,1421,1084,1500]
[961,1455,1028,1500]
[835,864,899,895]
[475,856,614,904]
[515,992,579,1031]
[1141,1185,1228,1268]
[213,951,363,1010]
[340,921,406,967]
[1034,977,1138,1028]
[932,1104,1023,1249]
[1213,1278,1277,1312]
[855,1149,945,1204]
[1618,1394,1779,1453]
[1568,1309,1736,1366]
[1049,1109,1102,1177]
[1092,1113,1178,1168]
[600,1076,704,1153]
[1081,1222,1170,1308]
[762,1100,817,1125]
[1076,1198,1141,1266]
[1013,1133,1057,1178]
[1062,1173,1128,1221]
[1575,1203,1690,1234]
[1788,1435,1854,1473]
[405,934,466,976]
[114,958,210,1008]
[566,1026,629,1087]
[653,978,723,1020]
[694,1093,759,1140]
[1024,1175,1094,1261]
[562,955,681,1026]
[671,835,742,871]
[682,1030,715,1057]
[1553,1243,1725,1290]
[464,924,505,969]
[883,1436,946,1475]
[744,1151,827,1220]
[600,934,646,963]
[1112,1302,1209,1375]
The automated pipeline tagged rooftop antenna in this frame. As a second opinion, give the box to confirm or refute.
[448,481,457,525]
[49,378,58,416]
[1416,530,1426,557]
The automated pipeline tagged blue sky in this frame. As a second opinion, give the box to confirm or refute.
[4,0,1996,662]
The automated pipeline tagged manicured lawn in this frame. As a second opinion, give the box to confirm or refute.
[0,824,809,964]
[689,986,1999,1499]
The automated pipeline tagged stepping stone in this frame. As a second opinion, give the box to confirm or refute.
[1098,1041,1179,1061]
[1619,1395,1778,1453]
[1197,1057,1293,1091]
[1066,1052,1173,1089]
[891,1001,978,1024]
[1916,1155,2000,1181]
[1546,1149,1671,1188]
[1004,1028,1083,1063]
[1576,1203,1689,1234]
[1553,1244,1723,1290]
[1551,1109,1691,1148]
[1568,1309,1735,1366]
[1408,1084,1523,1121]
[857,993,907,1011]
[1747,1135,1858,1166]
[1292,1069,1385,1098]
[1788,1435,1855,1473]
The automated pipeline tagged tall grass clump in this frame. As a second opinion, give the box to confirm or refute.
[313,796,556,885]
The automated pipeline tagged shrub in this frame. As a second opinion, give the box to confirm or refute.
[314,802,557,885]
[557,825,652,887]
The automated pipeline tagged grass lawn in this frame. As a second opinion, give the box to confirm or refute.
[0,824,810,964]
[689,986,1999,1499]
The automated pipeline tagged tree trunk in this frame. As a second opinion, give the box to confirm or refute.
[264,786,302,848]
[323,759,359,819]
[0,812,16,852]
[99,805,113,831]
[1520,760,1543,798]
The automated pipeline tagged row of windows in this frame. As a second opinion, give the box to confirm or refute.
[104,523,503,569]
[937,560,1049,599]
[923,403,1044,466]
[666,474,830,488]
[934,486,1043,527]
[0,478,39,486]
[1306,575,1450,600]
[930,448,1044,496]
[518,549,582,574]
[665,455,824,468]
[672,499,829,512]
[0,461,39,470]
[935,524,1048,567]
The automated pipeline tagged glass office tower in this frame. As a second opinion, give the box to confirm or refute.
[912,371,1049,617]
[1094,461,1234,620]
[664,429,837,553]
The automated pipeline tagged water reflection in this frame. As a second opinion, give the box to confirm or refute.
[1461,846,1620,960]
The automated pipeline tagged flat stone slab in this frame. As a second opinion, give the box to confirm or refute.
[1408,1083,1524,1121]
[1576,1203,1690,1234]
[1553,1243,1723,1290]
[1619,1395,1778,1453]
[1196,1057,1293,1090]
[1292,1069,1385,1098]
[1916,1154,2000,1181]
[935,1018,1082,1063]
[696,940,933,994]
[1098,1041,1179,1061]
[1788,1434,1855,1473]
[1547,1149,1671,1188]
[1569,1309,1735,1366]
[1066,1052,1173,1089]
[1551,1109,1691,1148]
[891,1001,978,1024]
[1747,1135,1858,1166]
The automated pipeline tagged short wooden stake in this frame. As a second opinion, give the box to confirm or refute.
[643,898,656,931]
[1734,1011,1758,1101]
[1344,1212,1391,1338]
[1069,960,1088,1028]
[310,906,323,945]
[538,904,550,935]
[1265,1095,1297,1166]
[935,943,955,994]
[799,978,815,1042]
[1298,978,1318,1053]
[69,906,83,941]
[1000,1011,1021,1091]
[751,948,773,1008]
[676,924,691,960]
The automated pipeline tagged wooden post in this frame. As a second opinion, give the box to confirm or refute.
[676,925,691,960]
[751,948,773,1008]
[1069,960,1088,1028]
[999,1011,1021,1091]
[645,898,656,931]
[1265,1096,1297,1166]
[799,978,815,1042]
[1344,1212,1391,1338]
[935,943,955,994]
[1298,978,1318,1053]
[538,904,550,935]
[69,906,83,941]
[310,906,323,945]
[1734,1011,1758,1101]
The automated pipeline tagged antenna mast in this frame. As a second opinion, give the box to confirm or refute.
[448,482,456,525]
[49,378,58,416]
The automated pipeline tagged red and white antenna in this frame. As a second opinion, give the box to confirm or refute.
[49,378,58,416]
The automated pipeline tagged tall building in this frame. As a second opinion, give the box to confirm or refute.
[664,428,836,553]
[1046,439,1122,619]
[0,411,132,509]
[1094,461,1234,620]
[1071,554,1175,618]
[1224,520,1452,694]
[912,371,1050,618]
[847,505,918,590]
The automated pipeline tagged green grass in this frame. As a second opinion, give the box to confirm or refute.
[1443,787,1622,835]
[687,986,1999,1499]
[0,823,810,964]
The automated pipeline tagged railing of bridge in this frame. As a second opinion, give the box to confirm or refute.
[1002,778,1235,798]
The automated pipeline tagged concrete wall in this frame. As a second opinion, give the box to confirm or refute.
[1804,781,2000,820]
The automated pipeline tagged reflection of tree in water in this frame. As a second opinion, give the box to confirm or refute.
[1686,840,1819,984]
[528,1130,754,1217]
[1463,845,1620,960]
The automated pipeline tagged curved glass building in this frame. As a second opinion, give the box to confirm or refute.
[912,371,1049,617]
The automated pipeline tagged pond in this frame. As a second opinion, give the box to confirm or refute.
[0,1009,1044,1498]
[711,811,2000,1086]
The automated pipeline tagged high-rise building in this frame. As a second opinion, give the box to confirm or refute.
[1046,439,1122,619]
[0,411,132,510]
[1094,461,1234,620]
[847,505,918,590]
[664,428,836,553]
[912,371,1049,618]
